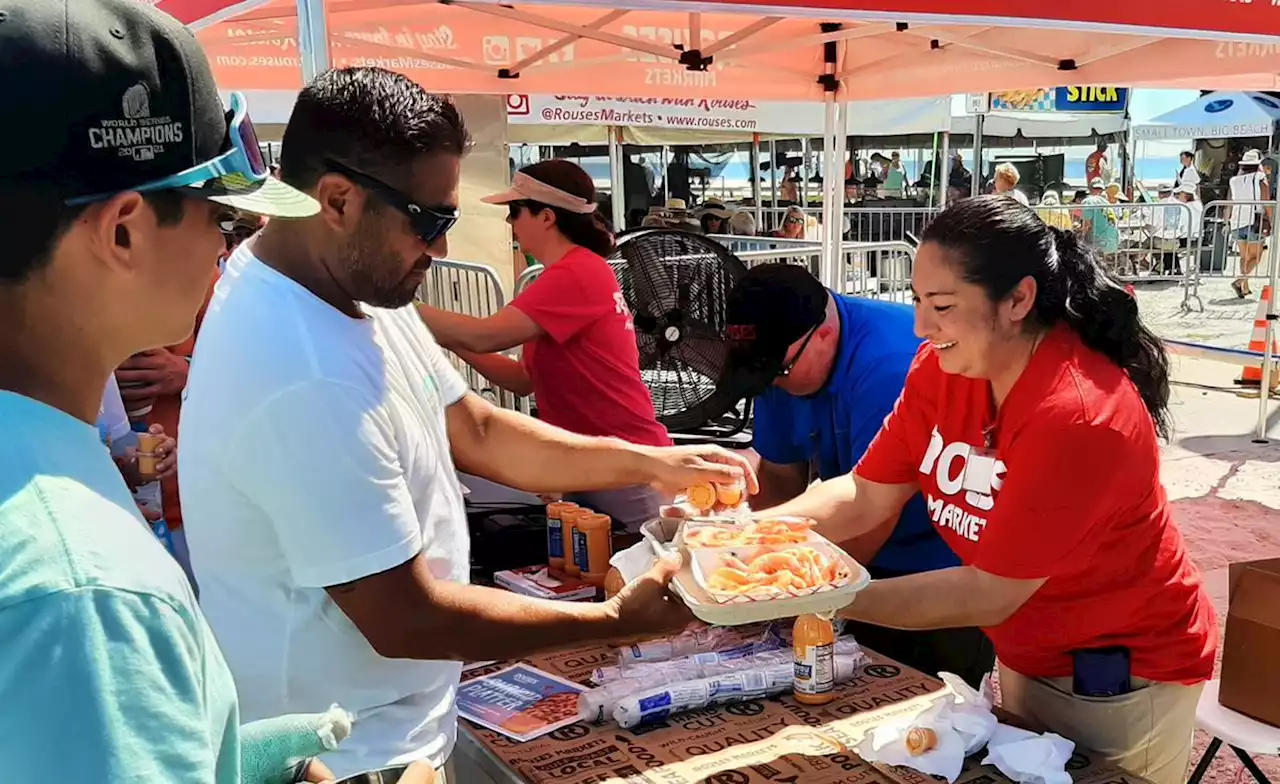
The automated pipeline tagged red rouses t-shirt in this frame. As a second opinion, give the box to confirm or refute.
[512,247,671,448]
[856,324,1217,684]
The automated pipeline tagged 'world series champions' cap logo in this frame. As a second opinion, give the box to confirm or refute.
[89,82,185,162]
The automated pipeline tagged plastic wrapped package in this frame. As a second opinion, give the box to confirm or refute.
[587,654,864,728]
[615,622,777,665]
[594,634,860,686]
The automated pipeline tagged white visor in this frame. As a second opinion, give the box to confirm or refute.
[482,172,597,214]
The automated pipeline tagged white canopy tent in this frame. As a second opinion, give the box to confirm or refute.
[1133,91,1280,141]
[952,110,1126,140]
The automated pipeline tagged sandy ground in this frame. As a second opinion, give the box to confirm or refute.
[993,272,1280,784]
[1148,350,1280,784]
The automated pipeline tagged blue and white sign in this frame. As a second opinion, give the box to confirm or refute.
[1134,91,1280,141]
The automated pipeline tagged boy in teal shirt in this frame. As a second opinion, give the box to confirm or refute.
[0,2,354,781]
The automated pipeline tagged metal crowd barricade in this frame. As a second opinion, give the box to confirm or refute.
[1196,199,1277,292]
[514,244,825,296]
[843,206,940,246]
[839,240,918,302]
[1032,201,1201,311]
[417,259,530,414]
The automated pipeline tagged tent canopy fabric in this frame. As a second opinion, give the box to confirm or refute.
[1133,91,1280,141]
[156,0,270,27]
[199,0,1280,102]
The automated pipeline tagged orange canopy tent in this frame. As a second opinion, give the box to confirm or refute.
[191,0,1280,286]
[154,0,270,27]
[195,0,1280,101]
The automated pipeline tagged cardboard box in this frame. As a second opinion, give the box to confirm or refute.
[494,565,599,602]
[1219,558,1280,726]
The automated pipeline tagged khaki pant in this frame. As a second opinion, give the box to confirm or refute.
[999,664,1202,784]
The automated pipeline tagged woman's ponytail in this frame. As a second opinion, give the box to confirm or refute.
[921,196,1172,440]
[1050,226,1172,438]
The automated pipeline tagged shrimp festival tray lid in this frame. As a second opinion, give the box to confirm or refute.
[642,517,871,626]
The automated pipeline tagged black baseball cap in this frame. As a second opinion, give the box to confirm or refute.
[719,263,828,399]
[0,0,317,217]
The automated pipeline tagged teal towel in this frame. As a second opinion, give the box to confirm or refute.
[240,705,354,784]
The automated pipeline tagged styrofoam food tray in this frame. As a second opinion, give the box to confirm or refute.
[680,517,823,550]
[640,518,871,626]
[691,540,853,603]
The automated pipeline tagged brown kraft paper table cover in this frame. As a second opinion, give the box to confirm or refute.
[461,644,1153,784]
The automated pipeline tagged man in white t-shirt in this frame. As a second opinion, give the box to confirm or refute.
[179,67,756,781]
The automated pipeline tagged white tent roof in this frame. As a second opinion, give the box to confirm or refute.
[950,110,1126,139]
[1133,91,1280,141]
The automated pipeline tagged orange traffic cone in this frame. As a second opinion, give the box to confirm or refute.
[1238,285,1279,388]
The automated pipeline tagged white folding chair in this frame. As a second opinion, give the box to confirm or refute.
[1188,680,1280,784]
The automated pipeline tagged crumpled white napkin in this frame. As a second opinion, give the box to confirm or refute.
[982,724,1075,784]
[610,539,659,584]
[855,672,999,783]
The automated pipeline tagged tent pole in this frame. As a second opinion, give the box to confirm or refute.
[971,113,984,197]
[608,127,625,231]
[829,102,850,292]
[769,138,778,227]
[801,137,810,206]
[927,132,938,210]
[820,95,838,290]
[751,133,763,230]
[297,0,331,82]
[1255,170,1280,443]
[939,131,951,209]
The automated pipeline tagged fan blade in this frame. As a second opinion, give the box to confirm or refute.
[665,335,727,380]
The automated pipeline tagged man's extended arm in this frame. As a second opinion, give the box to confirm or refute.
[446,391,756,496]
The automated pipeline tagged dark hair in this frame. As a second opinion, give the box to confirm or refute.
[518,159,614,258]
[0,184,185,284]
[280,67,471,189]
[921,195,1171,438]
[1181,150,1194,160]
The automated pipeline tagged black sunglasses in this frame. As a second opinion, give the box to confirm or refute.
[507,200,542,220]
[777,324,820,377]
[325,158,459,244]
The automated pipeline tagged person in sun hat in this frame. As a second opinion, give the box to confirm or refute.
[1079,176,1119,268]
[418,159,672,531]
[1227,148,1271,298]
[696,197,735,234]
[0,1,443,782]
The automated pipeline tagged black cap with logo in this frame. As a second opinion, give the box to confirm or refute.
[719,263,829,399]
[0,0,316,216]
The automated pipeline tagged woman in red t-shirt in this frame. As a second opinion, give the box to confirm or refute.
[419,160,671,530]
[766,195,1216,784]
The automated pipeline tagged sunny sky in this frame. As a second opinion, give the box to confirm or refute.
[1129,89,1201,124]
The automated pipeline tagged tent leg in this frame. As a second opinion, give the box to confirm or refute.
[608,127,625,231]
[819,96,838,290]
[297,0,331,82]
[939,131,950,209]
[751,133,763,231]
[971,114,984,197]
[829,103,849,292]
[1255,175,1280,443]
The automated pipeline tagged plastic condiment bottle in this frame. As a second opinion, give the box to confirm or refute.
[793,614,836,704]
[562,507,590,577]
[575,513,613,587]
[545,502,577,571]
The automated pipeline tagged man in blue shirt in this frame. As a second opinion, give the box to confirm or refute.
[721,264,994,687]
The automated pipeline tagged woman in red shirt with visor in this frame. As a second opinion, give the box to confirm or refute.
[420,160,671,530]
[767,195,1216,784]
